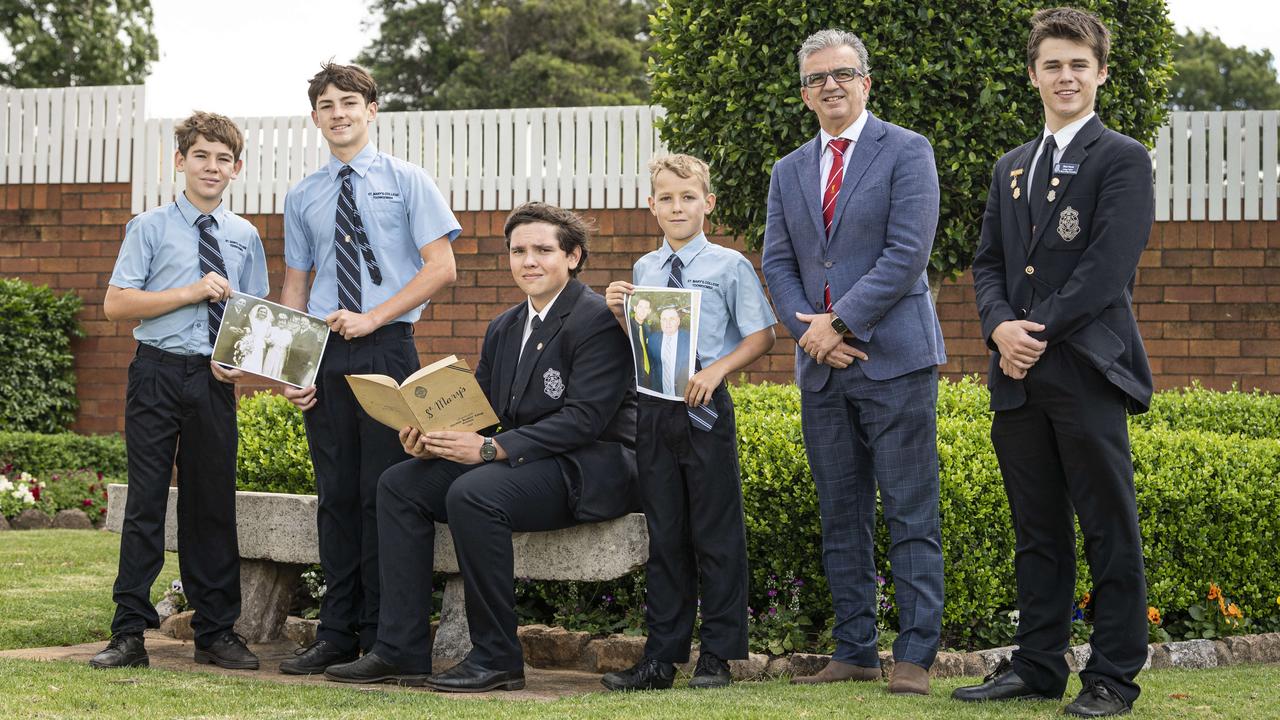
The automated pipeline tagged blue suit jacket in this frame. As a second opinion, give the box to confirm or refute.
[763,112,946,390]
[643,328,691,395]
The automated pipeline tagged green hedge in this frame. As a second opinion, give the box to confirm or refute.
[0,279,83,433]
[236,391,314,494]
[0,432,126,478]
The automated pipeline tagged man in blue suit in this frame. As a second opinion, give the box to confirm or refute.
[762,28,946,696]
[644,305,692,396]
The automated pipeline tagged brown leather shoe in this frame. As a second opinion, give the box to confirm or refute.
[790,660,880,684]
[887,661,930,695]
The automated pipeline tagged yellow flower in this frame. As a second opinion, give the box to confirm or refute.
[1147,606,1162,625]
[1218,596,1228,616]
[1207,583,1222,601]
[1226,603,1243,620]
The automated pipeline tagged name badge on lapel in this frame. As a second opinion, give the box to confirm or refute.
[543,368,564,399]
[1054,162,1080,175]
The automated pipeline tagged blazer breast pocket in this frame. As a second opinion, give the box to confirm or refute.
[1041,202,1089,251]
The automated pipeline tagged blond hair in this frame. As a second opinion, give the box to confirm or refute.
[648,154,713,196]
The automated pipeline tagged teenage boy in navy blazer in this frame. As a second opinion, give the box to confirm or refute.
[955,8,1154,718]
[324,202,638,692]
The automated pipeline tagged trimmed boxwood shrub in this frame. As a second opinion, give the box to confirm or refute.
[0,431,126,477]
[0,279,83,432]
[236,391,314,494]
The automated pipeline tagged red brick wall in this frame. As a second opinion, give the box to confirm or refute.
[1,182,1277,435]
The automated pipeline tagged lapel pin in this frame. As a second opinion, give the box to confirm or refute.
[1013,187,1021,199]
[1010,178,1018,189]
[1047,190,1056,202]
[536,342,544,351]
[1051,177,1060,187]
[1010,168,1024,177]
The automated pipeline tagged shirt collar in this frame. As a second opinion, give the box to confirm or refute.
[1042,112,1095,152]
[326,142,378,180]
[525,286,565,325]
[175,191,229,227]
[656,232,710,268]
[819,110,869,151]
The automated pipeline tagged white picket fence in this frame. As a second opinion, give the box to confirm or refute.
[1,85,1277,221]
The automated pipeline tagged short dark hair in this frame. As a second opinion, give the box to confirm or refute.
[503,202,591,277]
[1027,7,1110,69]
[307,62,378,109]
[174,111,244,159]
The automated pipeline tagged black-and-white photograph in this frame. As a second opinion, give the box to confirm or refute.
[211,292,330,388]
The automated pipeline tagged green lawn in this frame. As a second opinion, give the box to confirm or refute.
[0,529,177,650]
[1,530,1278,719]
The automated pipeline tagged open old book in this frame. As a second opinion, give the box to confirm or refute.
[346,355,500,433]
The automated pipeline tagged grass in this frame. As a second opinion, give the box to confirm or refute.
[0,529,177,650]
[2,530,1278,719]
[0,660,1277,719]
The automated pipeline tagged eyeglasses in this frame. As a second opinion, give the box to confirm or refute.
[801,67,866,88]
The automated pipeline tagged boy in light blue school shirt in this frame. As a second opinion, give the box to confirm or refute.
[277,63,459,675]
[94,112,266,673]
[603,154,776,691]
[283,141,460,323]
[111,191,268,353]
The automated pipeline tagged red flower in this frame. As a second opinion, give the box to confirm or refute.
[99,507,107,514]
[31,486,41,501]
[83,498,94,507]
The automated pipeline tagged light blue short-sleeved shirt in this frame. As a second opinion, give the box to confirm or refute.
[284,142,461,323]
[109,192,269,356]
[633,233,777,366]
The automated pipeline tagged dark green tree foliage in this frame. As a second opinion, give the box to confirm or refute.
[650,1,1174,276]
[357,0,652,111]
[1170,30,1280,110]
[0,279,83,433]
[0,0,159,87]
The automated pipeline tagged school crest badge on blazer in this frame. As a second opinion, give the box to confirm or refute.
[1058,205,1081,242]
[543,368,564,399]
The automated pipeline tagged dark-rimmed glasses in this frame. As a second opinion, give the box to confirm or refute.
[801,67,866,88]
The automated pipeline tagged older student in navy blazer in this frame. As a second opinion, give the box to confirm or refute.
[956,9,1153,718]
[325,202,637,693]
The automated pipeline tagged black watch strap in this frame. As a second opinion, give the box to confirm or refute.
[831,314,849,335]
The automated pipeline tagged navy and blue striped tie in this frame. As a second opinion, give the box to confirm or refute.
[196,214,229,349]
[334,165,382,312]
[668,255,718,431]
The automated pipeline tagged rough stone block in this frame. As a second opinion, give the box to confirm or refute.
[432,576,471,662]
[787,653,831,678]
[976,645,1015,673]
[930,652,965,678]
[676,651,769,681]
[161,610,195,640]
[52,509,93,529]
[764,656,791,677]
[518,624,591,669]
[960,652,988,677]
[0,514,9,531]
[1165,639,1218,669]
[234,559,306,643]
[282,616,319,647]
[1067,644,1092,673]
[1147,643,1172,669]
[9,508,52,530]
[582,634,646,673]
[154,598,180,625]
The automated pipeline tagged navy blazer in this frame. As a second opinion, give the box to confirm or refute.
[477,279,639,521]
[642,328,690,395]
[972,115,1154,413]
[763,112,947,389]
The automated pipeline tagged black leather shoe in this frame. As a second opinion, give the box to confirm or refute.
[600,657,676,691]
[194,631,260,670]
[952,659,1062,702]
[689,652,732,689]
[425,658,526,693]
[279,640,358,675]
[88,633,148,669]
[324,652,430,686]
[1065,680,1132,717]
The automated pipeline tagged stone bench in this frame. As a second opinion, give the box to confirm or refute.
[104,484,648,659]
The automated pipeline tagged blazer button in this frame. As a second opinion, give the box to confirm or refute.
[1024,265,1035,275]
[823,260,833,268]
[518,457,525,463]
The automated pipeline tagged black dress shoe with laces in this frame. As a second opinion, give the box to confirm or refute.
[194,631,260,670]
[689,652,732,689]
[89,633,148,669]
[279,640,359,675]
[1065,680,1132,717]
[425,658,526,693]
[600,657,676,691]
[952,659,1062,702]
[324,652,430,686]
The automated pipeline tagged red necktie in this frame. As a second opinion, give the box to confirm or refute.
[822,138,851,312]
